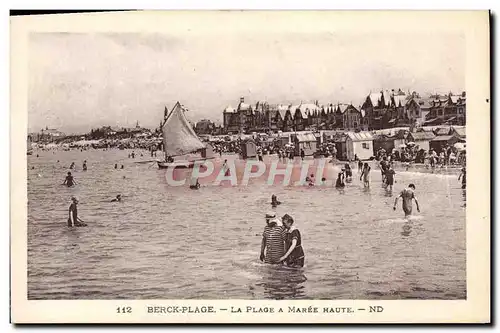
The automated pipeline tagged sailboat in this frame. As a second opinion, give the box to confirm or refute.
[157,101,207,169]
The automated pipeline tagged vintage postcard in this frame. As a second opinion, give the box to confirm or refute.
[11,11,490,323]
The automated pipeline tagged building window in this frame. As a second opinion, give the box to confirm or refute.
[362,142,369,149]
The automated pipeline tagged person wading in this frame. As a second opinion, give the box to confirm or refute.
[63,172,76,187]
[279,214,305,268]
[393,184,421,217]
[260,212,286,264]
[67,197,86,227]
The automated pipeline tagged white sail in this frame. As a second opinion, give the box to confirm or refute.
[162,102,206,157]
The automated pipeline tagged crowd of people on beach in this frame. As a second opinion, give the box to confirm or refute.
[375,142,465,168]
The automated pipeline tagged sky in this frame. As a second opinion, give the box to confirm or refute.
[28,28,465,134]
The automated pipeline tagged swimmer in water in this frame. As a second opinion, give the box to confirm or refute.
[69,162,75,170]
[67,196,86,227]
[271,194,281,206]
[393,184,420,218]
[82,160,87,171]
[121,165,124,169]
[114,163,118,169]
[63,172,76,187]
[111,194,122,202]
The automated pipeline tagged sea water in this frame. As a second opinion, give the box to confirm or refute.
[27,149,466,299]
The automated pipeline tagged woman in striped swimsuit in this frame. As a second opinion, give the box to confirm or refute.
[279,214,305,268]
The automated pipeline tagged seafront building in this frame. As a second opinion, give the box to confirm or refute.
[221,90,466,135]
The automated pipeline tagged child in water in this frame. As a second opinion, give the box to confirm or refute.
[271,194,281,206]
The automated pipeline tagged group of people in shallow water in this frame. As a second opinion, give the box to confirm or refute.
[61,159,124,227]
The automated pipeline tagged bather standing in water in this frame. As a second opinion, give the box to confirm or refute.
[82,160,87,171]
[271,194,281,206]
[279,214,305,268]
[360,163,371,187]
[335,170,345,188]
[67,197,86,227]
[384,165,396,191]
[344,163,353,181]
[260,212,286,265]
[358,159,363,172]
[393,184,420,217]
[63,172,76,187]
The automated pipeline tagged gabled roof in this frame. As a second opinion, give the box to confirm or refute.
[382,90,391,105]
[296,133,317,142]
[278,108,289,120]
[409,131,436,141]
[337,104,349,114]
[277,104,289,111]
[453,127,466,138]
[431,135,455,142]
[434,127,452,136]
[224,105,235,113]
[346,131,373,141]
[238,102,251,111]
[392,95,407,107]
[369,92,382,107]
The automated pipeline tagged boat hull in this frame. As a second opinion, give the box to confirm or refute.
[157,157,215,169]
[157,161,195,169]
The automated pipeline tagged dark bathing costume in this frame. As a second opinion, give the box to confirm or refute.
[284,228,305,268]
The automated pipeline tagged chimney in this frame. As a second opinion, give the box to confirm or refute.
[462,91,466,97]
[240,97,244,103]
